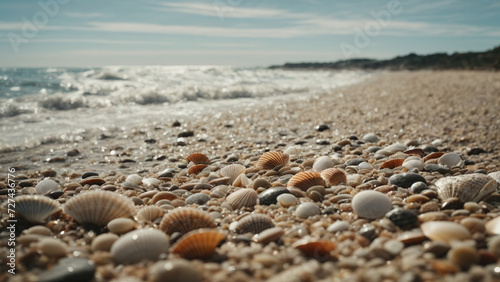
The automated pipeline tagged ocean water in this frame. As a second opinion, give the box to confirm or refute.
[0,66,369,150]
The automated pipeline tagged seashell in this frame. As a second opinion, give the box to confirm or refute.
[110,228,170,264]
[220,164,246,185]
[403,158,424,171]
[438,153,462,168]
[384,143,407,154]
[15,195,61,223]
[149,259,202,282]
[294,202,321,219]
[435,173,498,203]
[254,227,284,244]
[283,146,301,156]
[292,238,336,261]
[233,173,253,188]
[159,207,215,235]
[63,190,135,226]
[312,156,335,171]
[171,229,226,259]
[187,164,208,175]
[136,206,165,222]
[107,218,135,234]
[287,171,325,192]
[488,171,500,185]
[351,190,392,219]
[358,162,372,170]
[186,153,210,165]
[226,188,258,210]
[486,217,500,235]
[320,168,346,186]
[125,174,143,185]
[256,151,289,170]
[142,178,161,187]
[404,148,425,158]
[277,193,297,207]
[235,214,275,234]
[420,221,472,243]
[379,159,405,169]
[151,191,179,204]
[423,152,445,162]
[35,179,59,195]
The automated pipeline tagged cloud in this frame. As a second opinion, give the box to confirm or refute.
[65,12,106,18]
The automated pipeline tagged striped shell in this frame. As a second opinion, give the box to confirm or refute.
[226,188,258,209]
[220,164,246,185]
[171,229,226,259]
[151,191,179,204]
[320,168,347,186]
[110,228,170,264]
[256,152,289,170]
[379,159,405,169]
[185,153,210,165]
[294,202,321,219]
[287,171,325,192]
[235,214,275,234]
[159,207,216,235]
[63,190,135,226]
[35,179,59,195]
[351,190,392,219]
[15,195,61,223]
[292,238,337,261]
[187,164,208,175]
[435,173,498,203]
[136,206,165,222]
[423,152,445,162]
[404,148,425,158]
[312,156,335,172]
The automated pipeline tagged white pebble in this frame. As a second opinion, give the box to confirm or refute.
[107,218,135,234]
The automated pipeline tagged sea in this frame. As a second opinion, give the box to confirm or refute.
[0,66,369,151]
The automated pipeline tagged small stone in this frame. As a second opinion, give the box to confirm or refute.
[362,133,379,143]
[107,218,135,234]
[460,217,485,234]
[39,238,67,257]
[345,158,364,166]
[91,233,119,252]
[41,169,57,177]
[327,221,349,233]
[26,226,51,236]
[315,124,330,132]
[81,172,99,179]
[488,236,500,256]
[145,138,157,144]
[316,139,330,145]
[359,224,376,240]
[66,149,80,157]
[178,130,194,137]
[389,172,426,188]
[447,246,479,270]
[276,193,297,207]
[463,202,481,213]
[386,208,418,227]
[424,164,450,174]
[149,259,202,282]
[409,181,428,194]
[383,239,404,256]
[185,193,210,205]
[47,157,66,163]
[424,241,450,257]
[38,257,95,282]
[172,121,181,127]
[467,147,486,155]
[258,186,290,205]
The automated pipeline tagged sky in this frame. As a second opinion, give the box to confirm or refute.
[0,0,499,67]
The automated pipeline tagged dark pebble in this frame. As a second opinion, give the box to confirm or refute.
[41,169,57,177]
[465,160,475,165]
[174,138,186,146]
[409,181,428,194]
[19,180,35,188]
[388,173,426,188]
[172,121,181,127]
[315,124,330,132]
[46,190,64,199]
[345,158,364,166]
[467,147,486,155]
[295,140,308,145]
[316,139,330,145]
[422,145,439,153]
[224,124,234,128]
[258,186,291,205]
[178,131,194,138]
[38,258,95,282]
[424,164,450,174]
[46,157,66,163]
[119,159,136,163]
[332,145,343,151]
[359,223,377,240]
[144,139,157,144]
[66,149,80,157]
[386,208,418,227]
[81,172,99,179]
[348,135,358,140]
[185,193,210,205]
[441,197,463,210]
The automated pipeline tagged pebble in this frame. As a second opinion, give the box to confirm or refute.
[389,173,426,188]
[488,236,500,256]
[424,241,450,257]
[327,220,350,233]
[295,202,321,219]
[91,233,119,252]
[315,124,330,131]
[81,172,99,179]
[362,133,379,143]
[424,164,450,174]
[41,169,57,177]
[409,181,428,194]
[345,158,364,166]
[276,193,297,207]
[107,218,135,234]
[384,239,404,256]
[185,193,210,205]
[25,226,51,236]
[447,246,479,270]
[39,238,67,257]
[149,259,202,282]
[386,208,418,227]
[258,186,290,205]
[66,149,80,157]
[38,258,95,282]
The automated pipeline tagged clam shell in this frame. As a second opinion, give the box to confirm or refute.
[226,188,258,210]
[312,156,335,172]
[220,164,246,185]
[187,164,208,175]
[63,190,135,226]
[320,168,346,186]
[294,202,321,219]
[379,159,405,169]
[287,171,325,192]
[351,190,392,219]
[35,179,59,195]
[159,207,216,235]
[171,229,226,259]
[185,153,210,165]
[421,221,472,243]
[136,206,165,222]
[110,228,170,264]
[256,151,289,170]
[435,173,498,203]
[15,195,61,223]
[235,214,275,234]
[438,153,462,168]
[292,238,337,261]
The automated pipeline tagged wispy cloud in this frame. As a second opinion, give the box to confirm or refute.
[0,38,172,45]
[65,12,106,18]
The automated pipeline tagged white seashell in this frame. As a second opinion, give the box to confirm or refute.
[220,164,246,185]
[126,174,143,185]
[91,233,119,252]
[38,238,67,257]
[226,188,258,209]
[358,162,373,170]
[438,153,462,168]
[110,228,170,264]
[351,190,392,219]
[488,171,500,185]
[277,194,297,207]
[107,218,135,234]
[142,178,161,187]
[35,179,59,195]
[384,143,407,154]
[435,173,498,203]
[403,159,424,171]
[486,216,500,235]
[421,221,472,243]
[233,173,253,188]
[283,145,301,156]
[15,195,61,223]
[312,156,335,171]
[294,202,321,219]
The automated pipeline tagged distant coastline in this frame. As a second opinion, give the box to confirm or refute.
[269,45,500,71]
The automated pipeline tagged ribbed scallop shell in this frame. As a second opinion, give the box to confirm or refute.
[423,152,444,162]
[435,173,498,203]
[256,152,289,170]
[151,191,179,204]
[220,164,246,185]
[187,164,208,175]
[63,190,135,226]
[287,171,325,192]
[15,195,61,223]
[171,229,226,259]
[312,156,335,172]
[136,206,165,222]
[226,188,258,209]
[110,228,170,264]
[320,168,346,186]
[351,190,392,219]
[159,207,216,235]
[379,159,405,169]
[235,214,275,234]
[292,238,337,260]
[186,153,210,165]
[35,179,59,195]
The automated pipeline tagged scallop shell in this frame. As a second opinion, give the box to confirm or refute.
[404,148,425,158]
[186,153,210,165]
[63,190,135,226]
[187,164,208,175]
[226,188,258,209]
[151,191,179,204]
[136,206,165,223]
[320,168,347,186]
[312,156,335,172]
[220,164,246,185]
[110,228,170,264]
[292,238,337,261]
[438,153,462,168]
[435,173,498,203]
[235,214,275,234]
[283,146,301,156]
[171,229,226,259]
[351,190,392,219]
[287,171,325,192]
[294,202,321,219]
[256,151,289,170]
[35,179,59,195]
[159,207,216,235]
[379,159,405,169]
[423,152,445,162]
[421,221,472,243]
[15,195,61,223]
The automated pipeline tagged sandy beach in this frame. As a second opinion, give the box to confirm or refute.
[2,70,500,281]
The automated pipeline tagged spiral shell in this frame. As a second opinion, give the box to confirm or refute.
[287,171,325,192]
[220,164,246,185]
[186,153,210,165]
[110,228,170,264]
[15,195,61,223]
[159,207,216,235]
[435,173,498,203]
[320,168,346,186]
[379,159,405,169]
[63,190,135,226]
[235,214,275,234]
[136,206,165,223]
[226,188,258,210]
[35,179,59,195]
[256,152,289,170]
[171,229,226,259]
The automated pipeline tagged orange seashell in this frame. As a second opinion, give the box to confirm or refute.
[292,238,337,261]
[423,152,445,162]
[187,164,208,175]
[256,152,289,170]
[379,159,405,169]
[159,207,216,235]
[185,153,210,165]
[151,191,179,204]
[320,168,347,186]
[404,148,425,158]
[171,229,226,259]
[287,171,325,192]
